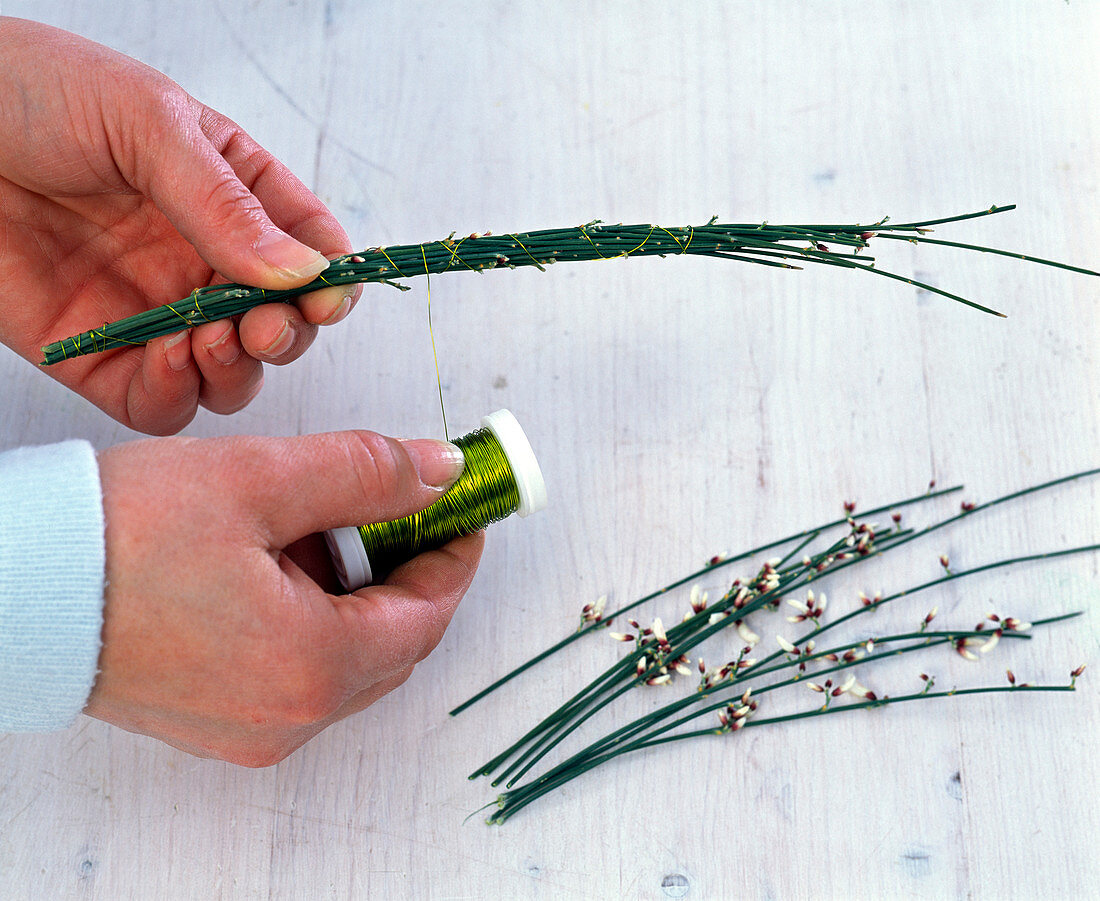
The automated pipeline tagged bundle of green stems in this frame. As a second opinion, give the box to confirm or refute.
[459,469,1098,824]
[40,205,1098,364]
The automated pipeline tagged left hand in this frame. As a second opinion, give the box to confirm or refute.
[0,17,360,434]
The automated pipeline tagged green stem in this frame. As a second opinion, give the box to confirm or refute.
[487,682,1074,824]
[451,486,960,715]
[41,207,1097,364]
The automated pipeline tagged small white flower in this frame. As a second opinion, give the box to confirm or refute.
[956,639,979,661]
[776,635,798,654]
[979,630,1001,654]
[690,584,708,611]
[737,621,761,646]
[651,617,668,644]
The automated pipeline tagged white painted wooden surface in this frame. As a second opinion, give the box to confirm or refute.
[1,2,1098,898]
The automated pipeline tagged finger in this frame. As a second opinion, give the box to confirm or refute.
[132,101,329,290]
[244,431,466,547]
[295,282,361,327]
[189,320,265,414]
[122,332,202,435]
[198,109,358,328]
[332,534,484,680]
[202,107,352,260]
[236,302,318,365]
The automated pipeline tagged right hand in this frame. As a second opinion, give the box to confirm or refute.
[85,429,482,766]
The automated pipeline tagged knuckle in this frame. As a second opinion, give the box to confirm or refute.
[220,131,279,189]
[196,170,265,232]
[346,431,407,499]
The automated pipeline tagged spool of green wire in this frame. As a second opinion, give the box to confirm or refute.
[325,409,547,590]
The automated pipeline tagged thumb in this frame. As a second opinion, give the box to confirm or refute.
[134,107,330,288]
[246,432,466,548]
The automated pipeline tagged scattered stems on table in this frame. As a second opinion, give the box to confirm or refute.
[466,469,1099,824]
[41,205,1100,364]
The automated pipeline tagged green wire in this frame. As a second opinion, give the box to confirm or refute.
[356,425,520,579]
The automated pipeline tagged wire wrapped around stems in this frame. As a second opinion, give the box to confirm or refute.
[39,204,1099,365]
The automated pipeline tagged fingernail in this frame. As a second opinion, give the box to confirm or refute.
[400,438,465,489]
[164,331,191,371]
[255,230,329,280]
[205,326,242,365]
[320,288,356,325]
[260,321,295,358]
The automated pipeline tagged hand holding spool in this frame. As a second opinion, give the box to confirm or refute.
[326,409,547,590]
